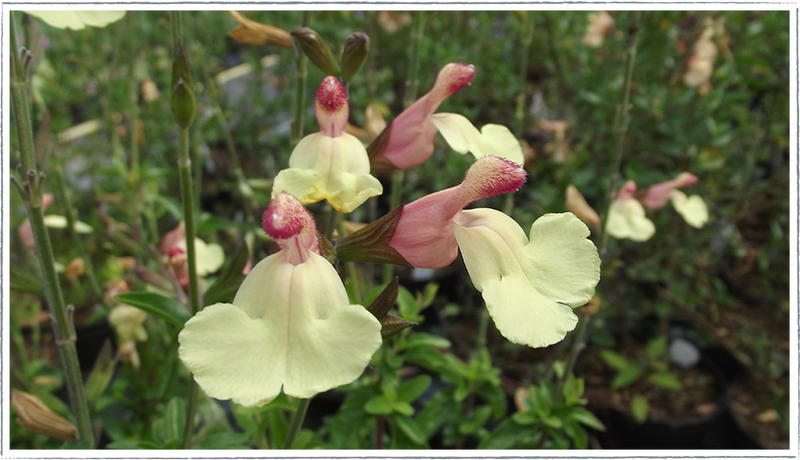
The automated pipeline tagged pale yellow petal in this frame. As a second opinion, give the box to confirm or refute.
[606,198,655,241]
[670,190,709,228]
[74,11,127,27]
[453,210,599,348]
[431,113,524,165]
[194,239,224,276]
[180,252,382,406]
[273,133,382,212]
[25,11,126,30]
[524,213,601,306]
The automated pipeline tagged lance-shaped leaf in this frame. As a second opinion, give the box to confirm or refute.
[84,340,116,409]
[340,32,369,82]
[291,27,340,76]
[115,292,191,327]
[366,278,399,319]
[170,39,196,129]
[336,206,410,266]
[202,240,249,307]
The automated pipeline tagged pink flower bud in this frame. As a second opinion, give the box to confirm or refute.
[315,76,348,137]
[262,192,319,264]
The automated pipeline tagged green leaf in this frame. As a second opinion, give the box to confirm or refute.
[193,432,250,449]
[202,240,249,306]
[479,418,529,449]
[403,332,451,350]
[570,407,605,431]
[599,349,629,371]
[459,405,491,435]
[512,411,538,426]
[611,364,645,389]
[631,394,649,423]
[364,396,393,415]
[115,292,191,327]
[392,401,415,416]
[397,286,421,322]
[645,336,668,358]
[542,415,563,429]
[552,360,566,380]
[648,371,683,390]
[163,397,187,444]
[84,339,116,408]
[393,414,426,445]
[397,375,431,403]
[419,282,439,309]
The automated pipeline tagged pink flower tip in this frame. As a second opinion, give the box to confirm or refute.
[262,193,313,240]
[461,156,527,203]
[435,63,476,99]
[616,180,638,200]
[315,76,349,136]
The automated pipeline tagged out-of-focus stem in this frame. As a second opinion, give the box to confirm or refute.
[560,11,642,394]
[51,152,103,303]
[10,12,94,445]
[283,398,311,449]
[291,12,310,144]
[403,11,426,107]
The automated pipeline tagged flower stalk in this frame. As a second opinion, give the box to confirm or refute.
[10,12,95,445]
[560,11,642,392]
[169,11,201,449]
[291,12,311,144]
[283,397,312,449]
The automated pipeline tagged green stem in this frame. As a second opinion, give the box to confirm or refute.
[171,11,202,449]
[558,11,642,397]
[51,152,103,303]
[283,398,311,449]
[598,11,642,258]
[10,12,94,445]
[404,11,426,108]
[514,13,534,138]
[291,11,310,144]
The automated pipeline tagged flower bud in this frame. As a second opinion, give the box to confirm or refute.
[315,76,348,137]
[291,27,340,77]
[340,32,369,82]
[11,391,78,442]
[170,39,196,129]
[228,11,293,48]
[64,257,85,280]
[565,185,600,230]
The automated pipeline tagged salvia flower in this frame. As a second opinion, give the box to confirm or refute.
[178,193,382,407]
[640,172,708,228]
[606,180,656,242]
[272,77,383,213]
[160,222,224,289]
[369,63,523,172]
[388,157,601,348]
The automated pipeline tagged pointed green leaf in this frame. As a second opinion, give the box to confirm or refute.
[393,414,426,445]
[645,336,668,358]
[163,397,187,443]
[570,407,605,431]
[202,240,249,306]
[115,292,190,327]
[631,394,649,423]
[611,363,645,389]
[85,339,116,408]
[599,349,629,371]
[648,371,683,390]
[397,374,431,403]
[364,396,393,415]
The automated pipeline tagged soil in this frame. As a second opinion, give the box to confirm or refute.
[577,340,722,422]
[729,376,790,449]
